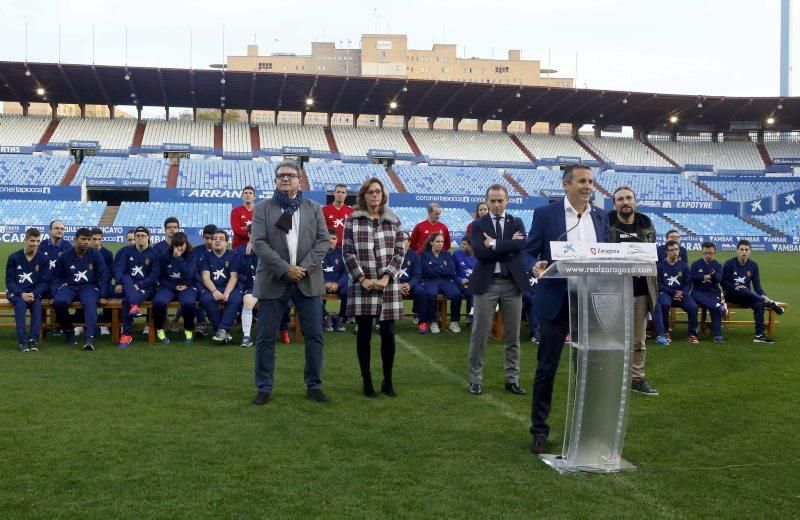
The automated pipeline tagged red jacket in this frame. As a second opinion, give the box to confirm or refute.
[322,203,353,246]
[230,205,254,249]
[409,220,451,253]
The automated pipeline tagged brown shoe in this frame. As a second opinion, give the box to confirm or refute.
[530,435,550,454]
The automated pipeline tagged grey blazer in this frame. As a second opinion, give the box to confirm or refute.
[251,197,329,299]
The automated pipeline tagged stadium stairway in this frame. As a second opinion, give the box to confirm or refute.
[39,119,59,145]
[573,136,604,162]
[643,139,680,168]
[60,163,79,186]
[592,180,611,197]
[402,130,422,156]
[693,179,725,201]
[386,169,407,193]
[250,125,260,158]
[324,127,339,154]
[166,164,179,188]
[659,214,692,236]
[756,142,772,166]
[740,215,784,237]
[100,205,120,226]
[509,134,536,162]
[213,124,223,156]
[503,172,528,196]
[132,122,146,148]
[300,169,311,191]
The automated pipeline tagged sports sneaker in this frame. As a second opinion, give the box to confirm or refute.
[27,339,39,351]
[323,315,334,332]
[156,329,170,344]
[713,335,724,343]
[212,329,229,345]
[719,303,729,317]
[418,323,429,334]
[336,318,347,332]
[142,326,150,335]
[194,324,207,337]
[119,334,133,349]
[279,330,291,344]
[754,334,776,344]
[769,301,785,315]
[656,335,670,346]
[530,335,540,344]
[412,316,419,325]
[100,327,110,336]
[184,330,193,345]
[83,336,95,351]
[448,321,461,333]
[688,335,699,344]
[430,322,441,334]
[466,314,474,326]
[18,342,30,352]
[241,335,253,348]
[665,332,672,342]
[631,379,659,396]
[129,304,141,317]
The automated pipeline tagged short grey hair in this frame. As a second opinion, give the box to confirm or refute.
[427,202,441,214]
[274,160,302,176]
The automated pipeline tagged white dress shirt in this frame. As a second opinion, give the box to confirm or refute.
[490,212,506,274]
[287,206,301,265]
[563,197,598,243]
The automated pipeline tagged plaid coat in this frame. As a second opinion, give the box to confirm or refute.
[343,208,405,321]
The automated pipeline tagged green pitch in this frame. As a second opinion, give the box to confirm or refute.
[0,243,797,517]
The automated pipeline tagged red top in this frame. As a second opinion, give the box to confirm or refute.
[465,220,475,238]
[322,203,353,246]
[409,219,451,253]
[230,205,254,249]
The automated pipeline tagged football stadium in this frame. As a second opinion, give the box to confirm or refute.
[1,2,798,517]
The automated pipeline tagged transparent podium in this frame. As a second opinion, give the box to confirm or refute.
[538,242,657,474]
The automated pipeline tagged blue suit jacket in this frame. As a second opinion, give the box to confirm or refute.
[520,200,610,321]
[469,213,527,294]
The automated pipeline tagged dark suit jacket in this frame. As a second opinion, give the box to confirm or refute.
[469,213,528,294]
[520,200,610,321]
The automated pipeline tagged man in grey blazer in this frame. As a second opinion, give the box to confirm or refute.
[251,160,331,404]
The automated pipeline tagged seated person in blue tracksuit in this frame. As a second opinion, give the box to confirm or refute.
[115,226,162,349]
[152,232,199,344]
[690,241,727,343]
[90,227,115,335]
[322,230,349,332]
[236,226,259,348]
[51,227,111,350]
[521,273,540,343]
[453,235,477,325]
[656,229,689,264]
[722,239,783,344]
[397,231,423,326]
[199,230,242,345]
[5,228,50,351]
[40,219,72,280]
[419,232,463,334]
[657,239,699,343]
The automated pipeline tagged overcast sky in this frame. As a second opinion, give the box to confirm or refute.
[0,0,797,115]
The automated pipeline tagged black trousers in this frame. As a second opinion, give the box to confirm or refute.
[530,302,569,439]
[355,316,396,384]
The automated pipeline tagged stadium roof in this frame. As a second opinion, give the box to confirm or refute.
[0,60,797,131]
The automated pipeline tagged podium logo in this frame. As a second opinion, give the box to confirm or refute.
[592,293,621,333]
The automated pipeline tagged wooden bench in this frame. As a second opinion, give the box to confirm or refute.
[669,301,787,337]
[0,298,123,343]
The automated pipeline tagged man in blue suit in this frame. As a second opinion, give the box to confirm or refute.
[521,164,610,455]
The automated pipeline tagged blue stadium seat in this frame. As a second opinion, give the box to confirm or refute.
[667,213,769,236]
[700,178,800,202]
[394,166,518,196]
[115,202,233,229]
[0,199,105,226]
[304,163,398,192]
[597,171,714,201]
[72,156,170,187]
[0,154,72,186]
[753,208,800,236]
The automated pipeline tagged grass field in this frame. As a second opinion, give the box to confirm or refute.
[0,243,797,518]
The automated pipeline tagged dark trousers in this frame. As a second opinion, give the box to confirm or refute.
[153,287,198,331]
[460,285,474,316]
[726,289,765,335]
[692,290,724,337]
[521,291,540,340]
[421,279,462,323]
[8,293,42,343]
[530,303,569,439]
[657,292,698,336]
[355,316,396,384]
[200,288,244,332]
[53,286,100,337]
[254,284,323,393]
[121,279,156,334]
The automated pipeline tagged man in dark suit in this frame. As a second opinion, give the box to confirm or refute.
[521,164,610,455]
[467,184,529,396]
[250,160,330,405]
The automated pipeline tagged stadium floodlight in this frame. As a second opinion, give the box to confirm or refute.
[36,87,44,96]
[402,86,408,92]
[622,98,628,104]
[669,115,678,124]
[697,102,703,108]
[220,77,226,84]
[220,96,225,101]
[306,97,314,106]
[124,73,130,81]
[389,101,398,109]
[767,117,775,125]
[515,92,521,98]
[25,69,31,77]
[777,104,783,110]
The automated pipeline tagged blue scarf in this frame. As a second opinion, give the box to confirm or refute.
[273,189,304,232]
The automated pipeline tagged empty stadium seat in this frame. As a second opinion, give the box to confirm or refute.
[700,178,800,202]
[394,166,519,196]
[176,159,277,191]
[331,126,414,157]
[258,123,329,152]
[763,139,800,162]
[596,171,715,201]
[409,129,529,162]
[222,122,253,156]
[115,202,232,229]
[753,208,800,236]
[582,136,671,167]
[141,119,215,150]
[71,156,170,187]
[667,213,769,236]
[0,199,105,226]
[0,115,50,147]
[512,133,593,161]
[649,138,764,170]
[304,163,397,192]
[507,167,564,195]
[49,117,136,151]
[0,154,72,186]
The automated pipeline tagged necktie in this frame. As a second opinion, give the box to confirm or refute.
[495,216,509,276]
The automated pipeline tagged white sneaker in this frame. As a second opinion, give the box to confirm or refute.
[74,327,84,336]
[100,327,110,336]
[142,326,150,335]
[430,322,440,334]
[448,321,461,333]
[412,317,419,325]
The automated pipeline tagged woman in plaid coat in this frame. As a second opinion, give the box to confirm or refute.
[343,177,405,398]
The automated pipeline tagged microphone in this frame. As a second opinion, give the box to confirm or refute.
[590,206,645,242]
[556,212,582,241]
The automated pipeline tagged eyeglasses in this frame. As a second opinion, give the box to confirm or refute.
[275,173,299,180]
[366,189,383,196]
